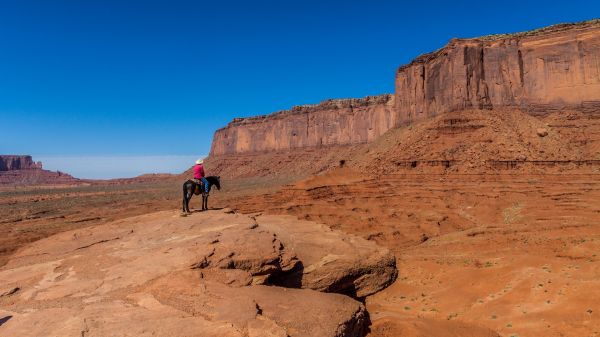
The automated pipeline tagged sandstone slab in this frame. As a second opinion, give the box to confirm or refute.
[0,210,396,337]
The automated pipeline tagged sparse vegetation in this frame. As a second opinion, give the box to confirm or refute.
[503,202,524,224]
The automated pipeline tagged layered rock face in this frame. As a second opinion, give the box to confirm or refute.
[0,155,42,171]
[395,20,600,123]
[210,20,600,156]
[211,95,395,155]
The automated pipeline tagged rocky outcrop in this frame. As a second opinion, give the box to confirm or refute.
[257,215,397,298]
[210,95,395,155]
[395,20,600,124]
[0,155,80,185]
[0,155,42,171]
[210,20,600,156]
[0,209,396,337]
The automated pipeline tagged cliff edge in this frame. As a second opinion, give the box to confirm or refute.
[210,94,395,155]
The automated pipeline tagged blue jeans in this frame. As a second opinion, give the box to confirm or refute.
[201,177,209,193]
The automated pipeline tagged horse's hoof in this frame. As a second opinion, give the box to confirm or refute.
[180,212,188,217]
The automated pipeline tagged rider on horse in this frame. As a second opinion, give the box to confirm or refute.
[193,159,209,194]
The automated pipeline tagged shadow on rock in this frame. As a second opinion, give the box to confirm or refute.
[0,315,12,327]
[267,261,304,288]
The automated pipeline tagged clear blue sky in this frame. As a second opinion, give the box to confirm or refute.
[0,0,597,172]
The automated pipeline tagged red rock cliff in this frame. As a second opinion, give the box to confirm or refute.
[210,95,395,155]
[211,20,600,156]
[395,20,600,123]
[0,155,42,171]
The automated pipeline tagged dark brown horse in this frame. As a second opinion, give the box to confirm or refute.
[182,176,221,213]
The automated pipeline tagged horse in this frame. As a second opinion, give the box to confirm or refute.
[182,176,221,213]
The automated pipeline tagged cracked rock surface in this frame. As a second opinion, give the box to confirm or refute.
[0,209,396,337]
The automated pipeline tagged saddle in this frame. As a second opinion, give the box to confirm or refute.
[192,179,206,195]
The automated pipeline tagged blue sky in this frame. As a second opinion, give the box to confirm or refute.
[37,155,199,179]
[1,1,597,177]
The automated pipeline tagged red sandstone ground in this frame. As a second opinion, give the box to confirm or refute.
[229,170,600,337]
[1,209,398,337]
[3,168,598,336]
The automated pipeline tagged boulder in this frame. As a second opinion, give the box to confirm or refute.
[256,214,398,298]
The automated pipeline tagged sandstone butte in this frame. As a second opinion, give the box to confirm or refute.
[0,155,79,186]
[0,156,43,171]
[0,209,397,337]
[210,20,600,156]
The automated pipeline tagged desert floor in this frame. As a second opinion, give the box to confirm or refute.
[2,170,599,336]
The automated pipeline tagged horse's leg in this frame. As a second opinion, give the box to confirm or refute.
[182,184,188,213]
[205,195,209,210]
[185,193,191,213]
[185,184,193,213]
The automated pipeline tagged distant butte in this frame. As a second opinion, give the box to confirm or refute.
[0,155,42,171]
[0,155,79,186]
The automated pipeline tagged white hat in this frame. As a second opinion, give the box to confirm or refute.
[195,159,204,165]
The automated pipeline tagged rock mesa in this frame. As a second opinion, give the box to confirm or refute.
[210,20,600,156]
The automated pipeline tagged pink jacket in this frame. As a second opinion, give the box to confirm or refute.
[193,164,205,179]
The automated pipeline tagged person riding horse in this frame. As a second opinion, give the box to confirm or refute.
[193,159,209,194]
[182,159,221,213]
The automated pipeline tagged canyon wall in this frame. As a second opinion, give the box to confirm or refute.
[210,95,395,155]
[0,155,42,171]
[211,20,600,156]
[395,20,600,123]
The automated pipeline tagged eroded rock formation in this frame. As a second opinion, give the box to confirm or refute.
[211,95,395,155]
[0,155,79,185]
[0,209,397,337]
[210,20,600,156]
[0,155,42,171]
[395,20,600,123]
